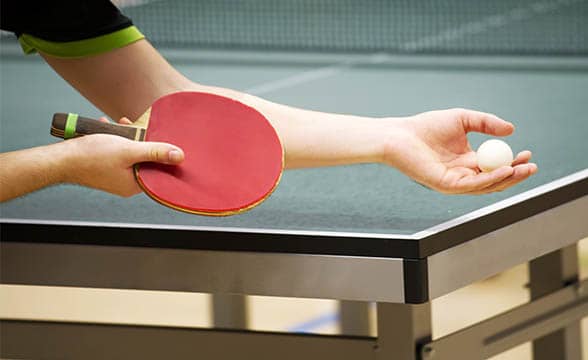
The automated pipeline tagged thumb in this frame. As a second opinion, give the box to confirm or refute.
[129,141,185,165]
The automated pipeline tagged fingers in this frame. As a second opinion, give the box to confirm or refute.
[468,163,538,195]
[128,142,185,165]
[464,151,536,194]
[450,166,514,193]
[457,109,515,136]
[117,117,133,125]
[99,116,133,125]
[87,118,184,165]
[511,150,532,166]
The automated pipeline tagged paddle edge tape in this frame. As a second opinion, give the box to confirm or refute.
[132,91,285,216]
[133,163,284,216]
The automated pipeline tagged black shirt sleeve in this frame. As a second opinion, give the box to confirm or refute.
[1,0,133,41]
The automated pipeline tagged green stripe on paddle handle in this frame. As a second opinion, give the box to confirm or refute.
[50,113,144,141]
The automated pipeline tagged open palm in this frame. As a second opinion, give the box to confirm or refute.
[384,108,537,194]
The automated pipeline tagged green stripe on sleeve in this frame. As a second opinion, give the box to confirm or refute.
[64,113,79,139]
[18,26,144,58]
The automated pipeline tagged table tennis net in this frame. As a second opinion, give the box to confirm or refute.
[118,0,588,55]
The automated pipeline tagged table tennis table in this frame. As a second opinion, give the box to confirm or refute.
[1,44,587,359]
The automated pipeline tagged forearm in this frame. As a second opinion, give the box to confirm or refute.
[41,39,393,169]
[196,85,394,168]
[0,142,72,202]
[261,103,391,169]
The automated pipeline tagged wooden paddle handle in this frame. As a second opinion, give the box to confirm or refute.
[51,113,143,140]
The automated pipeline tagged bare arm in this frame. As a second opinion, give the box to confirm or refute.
[41,39,536,194]
[40,41,193,122]
[0,142,70,201]
[41,40,385,168]
[0,133,183,202]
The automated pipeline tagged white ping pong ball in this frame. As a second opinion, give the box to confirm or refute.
[476,139,514,172]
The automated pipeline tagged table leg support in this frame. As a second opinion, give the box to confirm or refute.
[340,300,371,336]
[375,302,432,360]
[529,244,583,360]
[212,294,248,329]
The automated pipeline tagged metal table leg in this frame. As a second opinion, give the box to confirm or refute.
[212,294,248,329]
[375,302,432,360]
[340,300,371,336]
[529,244,583,360]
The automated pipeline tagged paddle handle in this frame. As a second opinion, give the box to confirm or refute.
[50,113,144,141]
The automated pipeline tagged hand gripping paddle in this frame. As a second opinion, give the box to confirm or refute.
[50,91,284,216]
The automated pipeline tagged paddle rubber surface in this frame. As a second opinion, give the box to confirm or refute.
[136,92,283,215]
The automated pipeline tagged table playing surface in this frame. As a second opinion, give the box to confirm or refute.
[1,49,586,251]
[0,51,588,302]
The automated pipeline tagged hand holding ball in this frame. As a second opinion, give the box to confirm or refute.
[476,139,513,172]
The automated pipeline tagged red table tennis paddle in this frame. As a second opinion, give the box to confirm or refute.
[50,91,284,216]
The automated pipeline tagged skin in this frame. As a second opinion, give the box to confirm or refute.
[0,117,184,201]
[0,39,537,201]
[383,109,535,194]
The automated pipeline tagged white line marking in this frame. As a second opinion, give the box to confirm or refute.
[414,168,588,238]
[246,0,582,95]
[113,0,158,8]
[2,169,585,240]
[0,218,417,240]
[245,61,353,95]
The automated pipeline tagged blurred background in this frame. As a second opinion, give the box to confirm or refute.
[121,0,587,55]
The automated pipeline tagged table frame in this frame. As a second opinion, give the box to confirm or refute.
[1,171,587,359]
